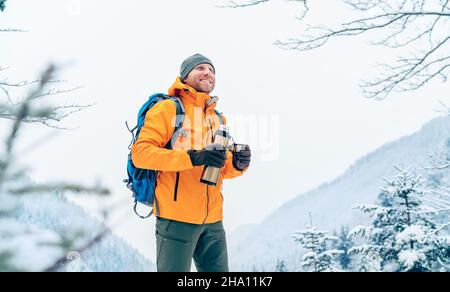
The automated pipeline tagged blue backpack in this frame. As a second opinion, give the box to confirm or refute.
[124,93,186,219]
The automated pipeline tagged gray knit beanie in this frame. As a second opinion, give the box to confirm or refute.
[180,54,215,81]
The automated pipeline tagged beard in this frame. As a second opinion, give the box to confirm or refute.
[194,81,214,94]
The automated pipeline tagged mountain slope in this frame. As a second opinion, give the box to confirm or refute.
[15,192,156,272]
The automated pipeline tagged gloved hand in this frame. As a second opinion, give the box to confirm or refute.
[188,144,227,168]
[232,144,251,171]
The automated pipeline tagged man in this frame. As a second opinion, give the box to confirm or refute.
[131,54,251,272]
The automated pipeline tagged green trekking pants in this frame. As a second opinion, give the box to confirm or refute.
[155,217,229,272]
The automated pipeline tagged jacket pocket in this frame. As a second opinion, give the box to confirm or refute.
[173,172,180,202]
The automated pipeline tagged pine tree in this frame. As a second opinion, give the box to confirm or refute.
[0,0,6,12]
[293,214,343,272]
[349,166,449,272]
[275,259,288,272]
[332,225,353,270]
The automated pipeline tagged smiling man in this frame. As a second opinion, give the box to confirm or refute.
[132,54,252,272]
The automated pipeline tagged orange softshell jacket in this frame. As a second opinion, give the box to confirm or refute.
[132,77,246,224]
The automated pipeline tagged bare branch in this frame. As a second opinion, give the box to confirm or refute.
[225,0,450,99]
[0,28,26,33]
[0,64,91,185]
[0,66,57,186]
[0,70,91,129]
[1,1,26,32]
[436,100,450,115]
[219,0,310,20]
[218,0,270,8]
[0,105,92,130]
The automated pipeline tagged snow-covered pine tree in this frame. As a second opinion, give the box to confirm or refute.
[292,214,343,272]
[275,259,288,272]
[349,165,449,272]
[0,0,6,12]
[332,225,353,270]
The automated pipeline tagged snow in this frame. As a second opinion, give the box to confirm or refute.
[302,252,316,261]
[396,226,426,246]
[348,225,371,238]
[399,250,426,270]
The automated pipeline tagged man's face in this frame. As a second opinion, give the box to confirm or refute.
[183,63,216,94]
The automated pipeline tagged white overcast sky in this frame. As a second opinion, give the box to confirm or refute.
[2,0,448,262]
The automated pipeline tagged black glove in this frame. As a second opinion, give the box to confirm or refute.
[232,144,251,171]
[188,144,227,168]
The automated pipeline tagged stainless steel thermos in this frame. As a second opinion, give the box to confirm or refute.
[200,125,231,186]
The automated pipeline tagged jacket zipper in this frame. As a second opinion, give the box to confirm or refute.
[208,119,214,143]
[173,172,180,202]
[203,185,209,224]
[202,118,214,224]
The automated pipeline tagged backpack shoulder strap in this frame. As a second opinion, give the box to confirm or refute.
[169,96,185,128]
[214,109,224,125]
[132,93,170,139]
[127,93,186,150]
[165,96,186,150]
